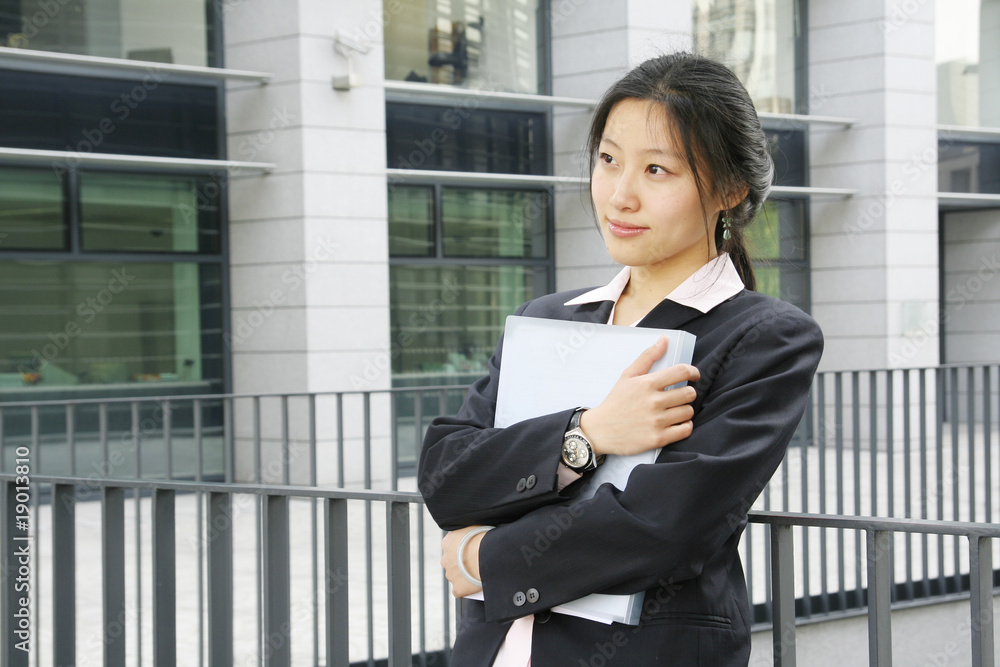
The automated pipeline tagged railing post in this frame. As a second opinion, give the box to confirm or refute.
[102,486,126,667]
[325,498,349,667]
[969,535,995,667]
[262,494,290,667]
[152,489,175,666]
[52,484,76,667]
[770,523,796,667]
[207,492,233,667]
[866,530,892,667]
[387,501,412,667]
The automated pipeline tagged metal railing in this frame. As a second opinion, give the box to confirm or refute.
[0,362,998,663]
[1,473,997,666]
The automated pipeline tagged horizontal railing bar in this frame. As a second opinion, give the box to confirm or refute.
[1,361,996,408]
[0,384,472,408]
[750,511,1000,539]
[0,474,421,502]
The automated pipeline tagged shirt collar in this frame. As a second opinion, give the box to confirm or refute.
[563,253,744,314]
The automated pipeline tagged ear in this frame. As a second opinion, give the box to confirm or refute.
[721,183,749,211]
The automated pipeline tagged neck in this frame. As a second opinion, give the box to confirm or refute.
[625,249,717,303]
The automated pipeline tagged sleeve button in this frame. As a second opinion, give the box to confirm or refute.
[526,588,539,603]
[516,478,526,492]
[525,474,536,489]
[513,591,526,606]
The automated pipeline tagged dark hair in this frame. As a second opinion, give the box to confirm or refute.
[586,52,773,291]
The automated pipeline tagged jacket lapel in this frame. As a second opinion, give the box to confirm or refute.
[635,299,706,330]
[570,299,615,324]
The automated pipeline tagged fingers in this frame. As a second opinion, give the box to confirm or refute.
[620,335,669,378]
[645,363,700,391]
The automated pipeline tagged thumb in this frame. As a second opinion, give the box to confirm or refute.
[621,335,669,378]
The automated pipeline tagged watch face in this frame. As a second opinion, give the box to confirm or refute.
[562,434,591,468]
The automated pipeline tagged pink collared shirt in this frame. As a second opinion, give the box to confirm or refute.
[491,254,744,667]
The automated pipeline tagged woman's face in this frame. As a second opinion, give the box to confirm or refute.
[591,98,724,275]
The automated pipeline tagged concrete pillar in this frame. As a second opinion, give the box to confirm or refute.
[808,0,939,371]
[224,0,392,483]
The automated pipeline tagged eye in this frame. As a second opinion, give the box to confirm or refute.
[598,152,616,165]
[647,164,669,175]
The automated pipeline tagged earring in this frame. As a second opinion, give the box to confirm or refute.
[721,214,732,241]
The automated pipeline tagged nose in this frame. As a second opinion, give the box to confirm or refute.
[609,171,639,211]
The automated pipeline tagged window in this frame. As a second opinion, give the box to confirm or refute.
[746,199,808,309]
[388,184,550,385]
[80,172,221,253]
[386,103,547,174]
[0,260,222,389]
[0,166,66,250]
[0,0,217,67]
[0,168,225,398]
[936,0,1000,127]
[939,140,1000,194]
[693,0,802,114]
[384,0,543,94]
[0,69,220,159]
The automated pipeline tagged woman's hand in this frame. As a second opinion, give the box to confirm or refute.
[441,526,488,598]
[581,335,700,457]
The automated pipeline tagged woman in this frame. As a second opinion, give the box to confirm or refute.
[418,52,823,666]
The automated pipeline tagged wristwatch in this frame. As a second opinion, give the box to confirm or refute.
[561,408,603,472]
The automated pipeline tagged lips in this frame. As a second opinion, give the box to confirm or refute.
[606,219,648,238]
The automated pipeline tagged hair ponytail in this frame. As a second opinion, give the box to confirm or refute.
[715,214,756,291]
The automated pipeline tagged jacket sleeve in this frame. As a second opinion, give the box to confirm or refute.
[418,302,591,530]
[474,306,824,623]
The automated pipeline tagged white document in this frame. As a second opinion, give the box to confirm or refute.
[491,315,697,625]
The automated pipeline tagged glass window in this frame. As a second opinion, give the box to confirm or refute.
[384,0,541,94]
[0,70,220,160]
[389,264,545,384]
[389,185,435,257]
[0,166,66,250]
[939,140,1000,194]
[80,172,221,253]
[442,188,547,258]
[746,199,808,309]
[693,0,800,114]
[767,129,806,187]
[386,103,547,174]
[0,261,223,393]
[0,0,216,67]
[936,0,1000,127]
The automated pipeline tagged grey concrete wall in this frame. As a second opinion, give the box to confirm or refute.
[807,0,940,372]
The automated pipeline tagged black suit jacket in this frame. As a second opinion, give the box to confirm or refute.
[419,287,824,666]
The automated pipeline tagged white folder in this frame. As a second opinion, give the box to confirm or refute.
[490,315,697,625]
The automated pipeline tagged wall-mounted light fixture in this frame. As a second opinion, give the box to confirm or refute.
[332,30,371,90]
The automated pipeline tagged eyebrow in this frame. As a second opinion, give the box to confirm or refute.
[599,136,680,161]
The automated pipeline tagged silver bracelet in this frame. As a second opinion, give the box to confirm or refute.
[456,525,494,588]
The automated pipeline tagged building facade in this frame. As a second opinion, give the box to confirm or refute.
[1,0,998,477]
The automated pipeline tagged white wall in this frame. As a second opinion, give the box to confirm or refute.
[807,0,940,371]
[224,0,392,482]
